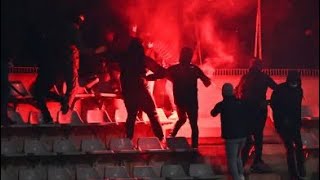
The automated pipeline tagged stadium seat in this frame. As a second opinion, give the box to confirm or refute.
[1,168,11,180]
[53,138,79,154]
[28,111,57,125]
[248,173,281,180]
[109,138,139,153]
[133,166,162,179]
[81,138,106,153]
[7,110,26,124]
[48,166,73,180]
[104,166,130,179]
[19,165,47,180]
[160,164,193,179]
[189,163,222,179]
[28,111,43,125]
[76,165,102,180]
[301,130,319,150]
[86,109,112,124]
[3,165,19,180]
[137,137,167,152]
[24,139,52,155]
[1,139,21,155]
[57,110,83,125]
[142,108,173,125]
[149,160,165,177]
[166,137,192,152]
[8,81,35,110]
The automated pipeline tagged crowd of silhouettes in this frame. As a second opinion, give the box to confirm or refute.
[1,11,308,179]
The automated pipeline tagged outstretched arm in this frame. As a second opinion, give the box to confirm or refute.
[145,56,167,81]
[196,66,211,87]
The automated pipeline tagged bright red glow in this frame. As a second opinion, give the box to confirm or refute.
[79,15,85,22]
[132,24,138,33]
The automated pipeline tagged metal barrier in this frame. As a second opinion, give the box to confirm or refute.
[9,67,38,73]
[212,68,319,76]
[9,67,319,76]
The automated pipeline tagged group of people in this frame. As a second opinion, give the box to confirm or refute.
[211,59,306,180]
[2,11,307,180]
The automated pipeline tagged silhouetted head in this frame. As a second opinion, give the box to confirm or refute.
[249,57,263,72]
[128,38,144,55]
[222,83,234,97]
[286,70,301,88]
[179,47,193,65]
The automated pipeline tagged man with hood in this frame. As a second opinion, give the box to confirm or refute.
[270,70,306,179]
[147,47,211,148]
[211,83,249,180]
[235,58,277,172]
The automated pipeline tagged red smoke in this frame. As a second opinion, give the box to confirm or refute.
[106,0,292,68]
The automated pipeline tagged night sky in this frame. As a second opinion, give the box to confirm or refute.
[1,0,319,68]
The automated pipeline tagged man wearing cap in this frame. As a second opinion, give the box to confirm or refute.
[270,70,306,179]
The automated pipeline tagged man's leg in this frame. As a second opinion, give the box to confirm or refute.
[63,47,79,114]
[226,139,243,180]
[32,72,55,123]
[170,106,187,137]
[241,135,254,166]
[142,90,164,141]
[124,97,139,139]
[237,138,246,177]
[186,107,199,148]
[280,132,299,178]
[293,129,306,178]
[63,66,78,114]
[252,107,268,164]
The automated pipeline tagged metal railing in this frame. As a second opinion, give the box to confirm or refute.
[9,67,38,73]
[9,67,319,77]
[212,69,319,76]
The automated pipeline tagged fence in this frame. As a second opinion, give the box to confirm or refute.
[9,67,319,77]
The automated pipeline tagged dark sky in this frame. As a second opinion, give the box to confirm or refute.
[1,0,319,68]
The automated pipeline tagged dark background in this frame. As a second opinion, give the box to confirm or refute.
[1,0,319,68]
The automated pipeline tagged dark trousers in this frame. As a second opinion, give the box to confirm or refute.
[124,88,164,141]
[32,70,63,120]
[279,129,306,178]
[33,64,78,121]
[171,105,199,148]
[242,105,267,165]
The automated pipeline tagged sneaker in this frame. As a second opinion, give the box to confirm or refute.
[250,161,272,173]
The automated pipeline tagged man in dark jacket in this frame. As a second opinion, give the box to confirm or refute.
[106,38,164,141]
[32,13,82,123]
[211,83,248,180]
[147,47,211,148]
[235,58,277,172]
[271,70,306,179]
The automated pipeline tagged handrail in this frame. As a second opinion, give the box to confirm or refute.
[9,67,39,73]
[212,69,319,76]
[8,67,319,76]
